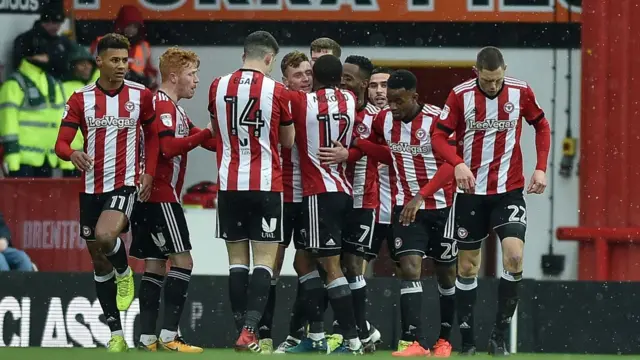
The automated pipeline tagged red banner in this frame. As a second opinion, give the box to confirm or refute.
[66,0,581,23]
[0,179,144,273]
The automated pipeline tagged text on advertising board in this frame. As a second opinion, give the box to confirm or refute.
[68,0,581,23]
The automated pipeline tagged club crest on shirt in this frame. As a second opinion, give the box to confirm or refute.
[356,123,370,138]
[503,102,515,114]
[415,128,428,141]
[125,101,136,112]
[160,113,173,127]
[440,105,450,120]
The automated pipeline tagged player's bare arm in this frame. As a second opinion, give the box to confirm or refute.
[279,123,295,148]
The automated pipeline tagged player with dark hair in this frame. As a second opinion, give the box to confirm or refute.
[432,46,551,356]
[264,50,313,354]
[285,55,363,354]
[209,30,294,353]
[310,37,342,65]
[317,54,382,351]
[54,32,157,352]
[334,69,458,357]
[368,67,392,109]
[132,47,214,353]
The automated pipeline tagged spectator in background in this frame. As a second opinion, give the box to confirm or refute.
[0,34,66,177]
[0,212,33,272]
[12,1,73,80]
[58,43,99,177]
[91,5,159,90]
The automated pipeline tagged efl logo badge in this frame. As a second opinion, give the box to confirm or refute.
[161,113,173,127]
[440,105,450,120]
[503,102,515,114]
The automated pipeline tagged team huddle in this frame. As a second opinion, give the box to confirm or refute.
[54,30,551,357]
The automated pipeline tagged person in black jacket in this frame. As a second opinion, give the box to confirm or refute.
[12,1,73,80]
[0,212,34,271]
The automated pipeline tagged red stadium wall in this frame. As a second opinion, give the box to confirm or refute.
[0,179,144,273]
[577,0,640,280]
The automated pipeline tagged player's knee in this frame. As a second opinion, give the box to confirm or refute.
[457,257,480,278]
[398,255,422,280]
[342,254,364,277]
[144,259,167,274]
[435,263,457,288]
[170,252,193,270]
[501,237,524,271]
[94,226,117,245]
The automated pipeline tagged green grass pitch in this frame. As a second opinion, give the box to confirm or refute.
[0,348,638,359]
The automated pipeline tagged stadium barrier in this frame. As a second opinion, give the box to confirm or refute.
[0,272,638,354]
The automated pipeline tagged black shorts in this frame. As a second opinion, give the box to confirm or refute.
[444,188,527,250]
[390,206,450,262]
[79,186,137,240]
[365,223,392,261]
[301,192,351,257]
[130,202,191,259]
[342,207,376,257]
[216,190,283,242]
[282,202,305,249]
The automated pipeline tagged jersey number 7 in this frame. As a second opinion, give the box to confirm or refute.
[225,96,265,137]
[317,113,351,148]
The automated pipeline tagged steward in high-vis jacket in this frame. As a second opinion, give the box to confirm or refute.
[58,43,99,176]
[0,34,65,177]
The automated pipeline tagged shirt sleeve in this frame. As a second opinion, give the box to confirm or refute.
[522,85,545,125]
[140,88,156,127]
[432,90,465,166]
[277,85,293,126]
[155,100,178,138]
[55,93,84,161]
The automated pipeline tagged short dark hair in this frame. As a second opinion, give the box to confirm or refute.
[310,38,342,58]
[96,33,130,54]
[313,55,342,87]
[387,70,417,91]
[344,55,374,80]
[280,51,309,76]
[244,31,279,60]
[371,67,392,76]
[476,46,505,71]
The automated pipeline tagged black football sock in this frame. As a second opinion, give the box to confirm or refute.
[229,265,249,332]
[400,280,428,348]
[301,270,325,336]
[244,265,273,331]
[105,237,129,275]
[456,276,478,347]
[159,267,191,342]
[494,271,522,336]
[94,270,123,335]
[438,284,455,341]
[258,278,278,339]
[139,272,164,343]
[327,277,358,341]
[288,279,307,339]
[348,275,369,339]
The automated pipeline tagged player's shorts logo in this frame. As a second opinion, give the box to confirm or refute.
[125,101,136,112]
[415,128,428,141]
[394,237,403,249]
[457,227,469,239]
[82,226,91,237]
[503,102,515,114]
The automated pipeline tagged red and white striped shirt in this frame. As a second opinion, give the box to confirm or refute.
[372,105,454,210]
[61,80,155,194]
[208,69,292,192]
[435,77,545,195]
[346,103,379,209]
[280,144,302,203]
[291,88,358,196]
[376,165,396,224]
[151,91,191,203]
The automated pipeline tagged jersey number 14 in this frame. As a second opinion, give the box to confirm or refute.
[225,96,265,137]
